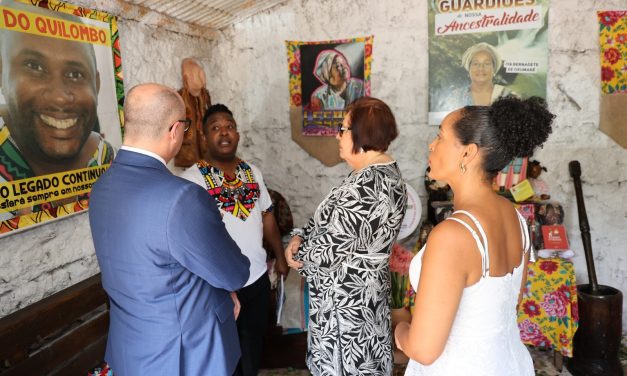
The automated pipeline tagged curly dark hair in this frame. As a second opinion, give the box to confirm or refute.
[202,104,234,133]
[203,103,233,122]
[453,96,554,179]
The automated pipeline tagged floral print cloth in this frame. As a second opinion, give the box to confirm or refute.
[598,11,627,94]
[517,258,579,357]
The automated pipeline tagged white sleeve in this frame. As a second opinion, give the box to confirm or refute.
[177,165,206,189]
[250,164,272,212]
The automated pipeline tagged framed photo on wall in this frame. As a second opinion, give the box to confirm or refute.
[285,36,373,166]
[427,0,549,125]
[287,36,372,136]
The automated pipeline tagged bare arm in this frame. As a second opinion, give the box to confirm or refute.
[263,212,289,277]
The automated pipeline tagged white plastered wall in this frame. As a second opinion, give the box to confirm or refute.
[1,0,626,332]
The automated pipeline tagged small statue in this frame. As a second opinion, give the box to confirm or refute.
[527,160,550,200]
[174,58,212,167]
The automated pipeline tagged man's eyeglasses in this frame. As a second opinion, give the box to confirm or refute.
[338,126,351,136]
[170,119,192,132]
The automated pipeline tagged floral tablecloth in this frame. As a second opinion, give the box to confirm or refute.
[517,258,579,357]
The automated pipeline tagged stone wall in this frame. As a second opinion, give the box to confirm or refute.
[1,0,626,332]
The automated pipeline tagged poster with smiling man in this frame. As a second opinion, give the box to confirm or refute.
[0,0,124,236]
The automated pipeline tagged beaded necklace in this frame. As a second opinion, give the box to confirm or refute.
[196,159,259,221]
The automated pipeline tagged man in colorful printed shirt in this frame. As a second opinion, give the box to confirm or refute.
[0,1,114,226]
[179,103,288,376]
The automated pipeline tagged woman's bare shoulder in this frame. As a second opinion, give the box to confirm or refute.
[424,218,477,257]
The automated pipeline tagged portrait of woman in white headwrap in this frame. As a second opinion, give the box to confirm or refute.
[440,42,516,110]
[310,49,365,111]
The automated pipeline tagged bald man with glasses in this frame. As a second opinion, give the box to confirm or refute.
[89,83,250,375]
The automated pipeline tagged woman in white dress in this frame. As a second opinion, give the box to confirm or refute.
[395,96,554,375]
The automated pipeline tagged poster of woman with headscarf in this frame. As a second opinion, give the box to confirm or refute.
[428,0,549,125]
[308,49,364,112]
[287,36,372,137]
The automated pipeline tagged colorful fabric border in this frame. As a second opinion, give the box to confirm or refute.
[598,11,627,94]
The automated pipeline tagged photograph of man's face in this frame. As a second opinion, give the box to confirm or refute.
[1,29,100,161]
[0,0,122,159]
[0,0,123,235]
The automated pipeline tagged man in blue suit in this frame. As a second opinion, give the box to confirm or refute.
[89,83,250,375]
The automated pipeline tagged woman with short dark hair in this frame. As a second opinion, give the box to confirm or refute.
[345,96,399,154]
[285,96,407,376]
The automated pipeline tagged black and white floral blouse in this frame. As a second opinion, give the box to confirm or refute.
[295,161,407,376]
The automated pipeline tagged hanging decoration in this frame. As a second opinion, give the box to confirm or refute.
[598,10,627,148]
[286,36,373,166]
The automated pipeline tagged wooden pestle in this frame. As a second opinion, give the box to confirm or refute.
[568,160,599,294]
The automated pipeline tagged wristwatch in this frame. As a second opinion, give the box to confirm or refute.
[290,228,304,238]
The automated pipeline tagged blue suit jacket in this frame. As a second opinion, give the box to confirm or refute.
[89,149,250,375]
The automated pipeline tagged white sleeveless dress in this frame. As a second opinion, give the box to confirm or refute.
[404,210,534,376]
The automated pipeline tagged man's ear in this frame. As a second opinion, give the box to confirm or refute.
[168,122,179,141]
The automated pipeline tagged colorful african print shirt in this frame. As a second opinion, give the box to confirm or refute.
[179,159,273,286]
[195,159,264,221]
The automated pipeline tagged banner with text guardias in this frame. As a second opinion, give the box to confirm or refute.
[0,0,124,236]
[428,0,549,125]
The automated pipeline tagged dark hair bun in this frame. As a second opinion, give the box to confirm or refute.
[490,96,554,158]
